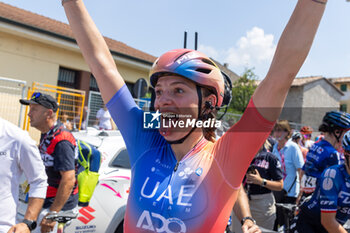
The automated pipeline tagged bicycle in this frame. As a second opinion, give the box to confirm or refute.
[45,209,78,233]
[275,203,297,233]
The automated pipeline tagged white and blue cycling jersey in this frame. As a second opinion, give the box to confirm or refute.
[303,140,342,178]
[301,140,343,193]
[301,164,350,225]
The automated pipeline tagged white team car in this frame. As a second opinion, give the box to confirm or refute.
[17,128,131,233]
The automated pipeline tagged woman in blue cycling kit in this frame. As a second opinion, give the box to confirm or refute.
[61,0,327,232]
[294,129,350,233]
[299,111,350,200]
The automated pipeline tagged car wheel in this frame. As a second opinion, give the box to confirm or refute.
[115,220,124,233]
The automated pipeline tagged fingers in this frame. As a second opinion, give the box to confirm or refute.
[6,226,15,233]
[242,223,261,233]
[40,219,56,233]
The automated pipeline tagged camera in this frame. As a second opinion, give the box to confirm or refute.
[247,165,256,174]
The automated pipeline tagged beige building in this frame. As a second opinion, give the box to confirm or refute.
[0,2,156,99]
[280,76,343,131]
[329,77,350,113]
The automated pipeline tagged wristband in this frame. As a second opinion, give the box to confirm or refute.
[241,216,256,226]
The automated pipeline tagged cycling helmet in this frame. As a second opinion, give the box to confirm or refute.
[150,49,225,107]
[342,130,350,152]
[300,126,313,135]
[292,131,302,140]
[322,111,350,130]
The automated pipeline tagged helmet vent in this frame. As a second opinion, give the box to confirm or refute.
[195,68,211,74]
[201,58,216,67]
[174,51,191,63]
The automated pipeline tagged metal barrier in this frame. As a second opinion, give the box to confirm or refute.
[23,82,85,141]
[86,91,104,128]
[0,76,26,127]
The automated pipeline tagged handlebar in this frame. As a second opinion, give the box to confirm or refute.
[275,203,297,212]
[45,209,78,224]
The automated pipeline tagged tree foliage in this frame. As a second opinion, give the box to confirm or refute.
[229,68,258,113]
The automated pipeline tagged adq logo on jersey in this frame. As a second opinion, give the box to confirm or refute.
[136,210,186,233]
[144,111,161,129]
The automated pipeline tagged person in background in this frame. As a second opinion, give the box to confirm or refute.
[272,120,304,231]
[291,131,308,160]
[292,130,350,233]
[245,140,284,230]
[0,117,47,233]
[61,111,73,131]
[19,92,78,233]
[298,111,350,203]
[300,125,314,150]
[230,185,261,233]
[95,105,112,130]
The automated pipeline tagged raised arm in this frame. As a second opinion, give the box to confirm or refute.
[253,0,326,121]
[62,0,125,103]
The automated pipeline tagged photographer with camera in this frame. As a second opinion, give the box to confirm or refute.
[245,140,284,231]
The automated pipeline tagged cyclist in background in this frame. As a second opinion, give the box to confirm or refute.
[298,111,350,202]
[292,131,308,160]
[61,0,326,232]
[300,126,314,150]
[293,130,350,233]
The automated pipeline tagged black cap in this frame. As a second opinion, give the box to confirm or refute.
[20,92,58,112]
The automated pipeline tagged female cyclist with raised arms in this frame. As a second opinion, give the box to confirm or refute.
[293,130,350,233]
[61,0,326,232]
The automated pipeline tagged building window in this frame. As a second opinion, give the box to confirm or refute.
[58,67,78,88]
[126,82,135,97]
[340,84,347,92]
[340,104,347,112]
[90,75,99,92]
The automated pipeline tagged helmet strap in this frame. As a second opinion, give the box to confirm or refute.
[332,130,342,143]
[166,86,202,145]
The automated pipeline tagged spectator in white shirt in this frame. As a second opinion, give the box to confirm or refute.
[0,117,47,233]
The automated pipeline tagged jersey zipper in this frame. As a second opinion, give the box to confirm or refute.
[174,161,180,172]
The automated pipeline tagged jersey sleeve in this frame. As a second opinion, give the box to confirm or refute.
[214,98,275,189]
[106,85,163,166]
[53,140,76,171]
[19,132,48,199]
[319,167,340,213]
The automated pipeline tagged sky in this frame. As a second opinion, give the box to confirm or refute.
[1,0,350,79]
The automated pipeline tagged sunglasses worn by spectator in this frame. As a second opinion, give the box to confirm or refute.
[31,92,42,99]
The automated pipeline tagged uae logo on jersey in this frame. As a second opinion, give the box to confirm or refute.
[179,167,193,179]
[143,110,161,129]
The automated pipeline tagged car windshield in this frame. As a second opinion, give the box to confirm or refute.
[110,148,131,169]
